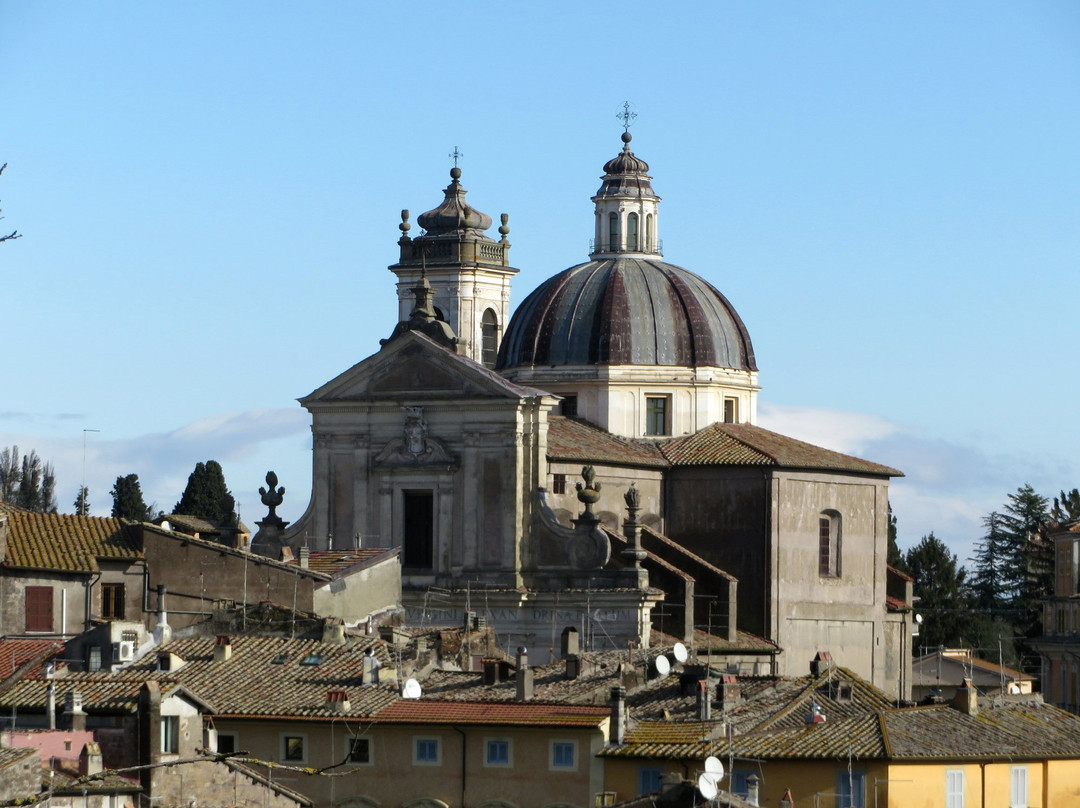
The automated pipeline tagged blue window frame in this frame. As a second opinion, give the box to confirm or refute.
[486,740,509,765]
[639,767,663,795]
[552,742,575,768]
[837,770,865,808]
[415,738,439,764]
[731,771,750,797]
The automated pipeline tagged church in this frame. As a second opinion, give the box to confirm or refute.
[254,129,914,697]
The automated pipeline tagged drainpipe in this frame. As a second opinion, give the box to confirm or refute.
[61,589,67,636]
[84,572,101,633]
[452,726,467,808]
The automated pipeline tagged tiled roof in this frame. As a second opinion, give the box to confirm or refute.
[0,638,63,680]
[660,423,902,476]
[0,635,399,720]
[284,548,397,576]
[650,629,778,655]
[2,512,143,572]
[373,699,609,727]
[548,416,669,468]
[0,745,37,768]
[603,721,721,758]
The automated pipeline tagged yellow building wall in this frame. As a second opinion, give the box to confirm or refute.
[1046,758,1080,807]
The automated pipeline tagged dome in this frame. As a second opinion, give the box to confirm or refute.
[416,167,493,237]
[496,257,756,371]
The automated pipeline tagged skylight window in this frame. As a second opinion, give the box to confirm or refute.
[300,654,322,666]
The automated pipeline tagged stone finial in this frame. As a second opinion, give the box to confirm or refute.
[575,466,602,522]
[259,471,285,524]
[621,483,647,570]
[499,212,510,243]
[399,209,411,242]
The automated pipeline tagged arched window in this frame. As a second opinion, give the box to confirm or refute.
[481,309,498,369]
[627,213,639,250]
[608,212,619,251]
[645,214,653,250]
[819,510,842,577]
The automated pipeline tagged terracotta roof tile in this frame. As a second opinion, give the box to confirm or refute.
[548,416,669,468]
[373,699,609,726]
[284,548,398,576]
[660,423,902,476]
[0,638,63,680]
[2,512,143,572]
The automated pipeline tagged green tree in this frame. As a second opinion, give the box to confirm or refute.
[968,511,1012,615]
[0,446,22,503]
[1,447,58,513]
[905,533,970,651]
[1050,488,1080,525]
[111,474,150,521]
[1000,483,1051,636]
[887,503,904,571]
[74,486,90,516]
[174,460,237,525]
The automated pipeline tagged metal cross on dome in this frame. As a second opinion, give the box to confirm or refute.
[617,102,637,132]
[449,146,463,167]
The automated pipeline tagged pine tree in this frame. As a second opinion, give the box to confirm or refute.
[0,446,20,502]
[968,511,1013,614]
[904,533,970,651]
[111,474,149,521]
[1000,483,1051,637]
[1050,488,1080,525]
[74,486,91,516]
[174,460,237,525]
[887,503,904,571]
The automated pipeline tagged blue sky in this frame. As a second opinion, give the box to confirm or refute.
[2,2,1078,564]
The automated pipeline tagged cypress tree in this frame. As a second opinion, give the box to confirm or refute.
[174,460,237,525]
[111,474,149,521]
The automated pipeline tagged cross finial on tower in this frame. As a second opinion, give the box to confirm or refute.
[449,146,464,168]
[617,101,637,133]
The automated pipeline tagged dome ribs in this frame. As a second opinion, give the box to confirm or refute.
[593,262,631,364]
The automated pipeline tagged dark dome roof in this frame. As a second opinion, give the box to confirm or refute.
[496,258,757,370]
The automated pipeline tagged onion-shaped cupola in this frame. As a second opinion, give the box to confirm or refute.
[415,167,494,237]
[590,132,662,258]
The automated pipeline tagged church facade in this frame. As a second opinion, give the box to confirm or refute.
[272,132,913,696]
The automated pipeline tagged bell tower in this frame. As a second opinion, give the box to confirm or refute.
[389,159,518,368]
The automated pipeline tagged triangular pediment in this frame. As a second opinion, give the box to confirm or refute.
[300,331,546,406]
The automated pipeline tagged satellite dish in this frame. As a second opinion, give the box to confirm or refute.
[402,678,423,699]
[696,772,718,801]
[673,642,688,664]
[1008,683,1021,694]
[160,520,171,531]
[704,755,724,778]
[653,655,671,678]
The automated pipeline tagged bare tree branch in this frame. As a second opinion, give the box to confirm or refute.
[0,162,21,243]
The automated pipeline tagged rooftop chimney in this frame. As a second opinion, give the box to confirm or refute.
[952,677,979,716]
[561,626,580,658]
[47,682,56,730]
[565,654,581,680]
[609,686,627,745]
[64,689,86,731]
[696,679,712,720]
[79,742,103,776]
[746,774,761,807]
[213,634,233,663]
[153,584,171,645]
[326,689,351,712]
[299,545,310,569]
[779,788,795,808]
[322,617,346,645]
[516,647,534,702]
[717,674,741,711]
[280,546,294,562]
[361,647,381,686]
[482,657,502,685]
[810,651,833,676]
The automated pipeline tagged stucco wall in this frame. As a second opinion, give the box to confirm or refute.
[312,556,401,624]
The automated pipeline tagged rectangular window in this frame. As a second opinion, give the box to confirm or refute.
[552,473,567,495]
[560,395,578,418]
[1011,765,1027,808]
[730,771,749,797]
[25,586,53,632]
[819,513,841,577]
[485,739,510,766]
[724,397,739,424]
[87,645,102,672]
[551,741,575,769]
[101,583,125,620]
[160,716,179,755]
[946,770,965,808]
[837,770,865,808]
[282,735,305,763]
[217,734,237,755]
[645,396,668,436]
[414,737,440,765]
[347,737,371,764]
[638,767,664,796]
